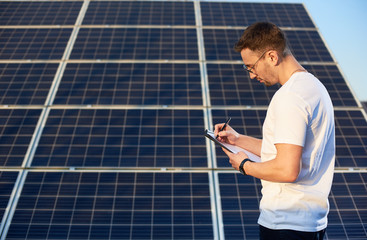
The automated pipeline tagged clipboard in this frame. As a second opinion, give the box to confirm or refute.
[204,129,261,162]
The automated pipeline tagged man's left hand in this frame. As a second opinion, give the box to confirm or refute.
[222,147,249,170]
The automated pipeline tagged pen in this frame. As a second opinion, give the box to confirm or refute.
[216,117,231,138]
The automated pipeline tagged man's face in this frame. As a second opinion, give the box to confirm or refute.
[240,48,274,87]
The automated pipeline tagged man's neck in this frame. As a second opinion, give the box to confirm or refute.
[278,55,306,85]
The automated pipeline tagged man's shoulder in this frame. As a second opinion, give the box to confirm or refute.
[276,72,326,101]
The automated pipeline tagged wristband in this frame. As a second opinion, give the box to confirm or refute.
[239,158,253,176]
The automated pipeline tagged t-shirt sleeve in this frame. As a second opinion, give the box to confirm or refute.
[272,92,309,147]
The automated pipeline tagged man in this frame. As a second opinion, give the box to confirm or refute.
[214,22,335,240]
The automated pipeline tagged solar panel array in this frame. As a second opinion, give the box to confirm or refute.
[0,1,366,239]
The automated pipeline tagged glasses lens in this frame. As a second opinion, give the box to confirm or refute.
[243,64,253,73]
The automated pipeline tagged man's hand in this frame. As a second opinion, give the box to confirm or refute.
[222,147,249,171]
[214,123,239,145]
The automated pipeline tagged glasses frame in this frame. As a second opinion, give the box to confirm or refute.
[242,50,269,74]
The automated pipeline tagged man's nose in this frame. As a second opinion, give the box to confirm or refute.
[249,72,257,79]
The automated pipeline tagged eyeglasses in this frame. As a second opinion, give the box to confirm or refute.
[242,50,268,74]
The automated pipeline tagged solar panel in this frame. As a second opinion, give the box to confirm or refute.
[0,171,18,226]
[304,65,358,107]
[211,109,367,168]
[6,171,214,239]
[1,1,367,239]
[0,28,72,60]
[0,109,41,167]
[54,63,202,105]
[70,28,198,60]
[83,1,195,25]
[203,29,333,62]
[0,63,58,105]
[32,109,207,168]
[201,2,314,28]
[335,110,367,167]
[207,64,358,107]
[207,63,280,106]
[328,172,367,239]
[218,173,263,239]
[0,1,82,25]
[218,172,367,239]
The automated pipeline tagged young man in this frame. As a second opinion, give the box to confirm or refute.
[214,22,335,239]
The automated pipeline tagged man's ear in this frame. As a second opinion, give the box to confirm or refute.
[267,50,280,66]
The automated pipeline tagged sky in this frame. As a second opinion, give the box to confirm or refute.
[226,0,367,102]
[303,0,367,103]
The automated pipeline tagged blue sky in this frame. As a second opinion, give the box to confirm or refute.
[299,0,367,102]
[226,0,367,102]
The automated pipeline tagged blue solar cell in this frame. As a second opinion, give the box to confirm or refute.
[0,109,41,167]
[0,1,82,25]
[83,1,195,25]
[70,28,198,60]
[0,28,72,60]
[0,171,18,224]
[0,63,58,105]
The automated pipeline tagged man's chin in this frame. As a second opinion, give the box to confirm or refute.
[263,82,272,87]
[257,78,272,87]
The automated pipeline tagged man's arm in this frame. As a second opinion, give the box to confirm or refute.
[224,143,302,182]
[235,134,262,157]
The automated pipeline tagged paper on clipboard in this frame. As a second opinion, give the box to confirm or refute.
[205,129,261,162]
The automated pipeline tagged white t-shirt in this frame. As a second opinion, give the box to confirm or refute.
[258,72,335,232]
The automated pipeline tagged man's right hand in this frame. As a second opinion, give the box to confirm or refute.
[214,123,240,145]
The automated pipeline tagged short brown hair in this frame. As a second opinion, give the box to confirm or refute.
[234,22,290,56]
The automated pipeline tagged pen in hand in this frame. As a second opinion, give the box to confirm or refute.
[216,117,231,138]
